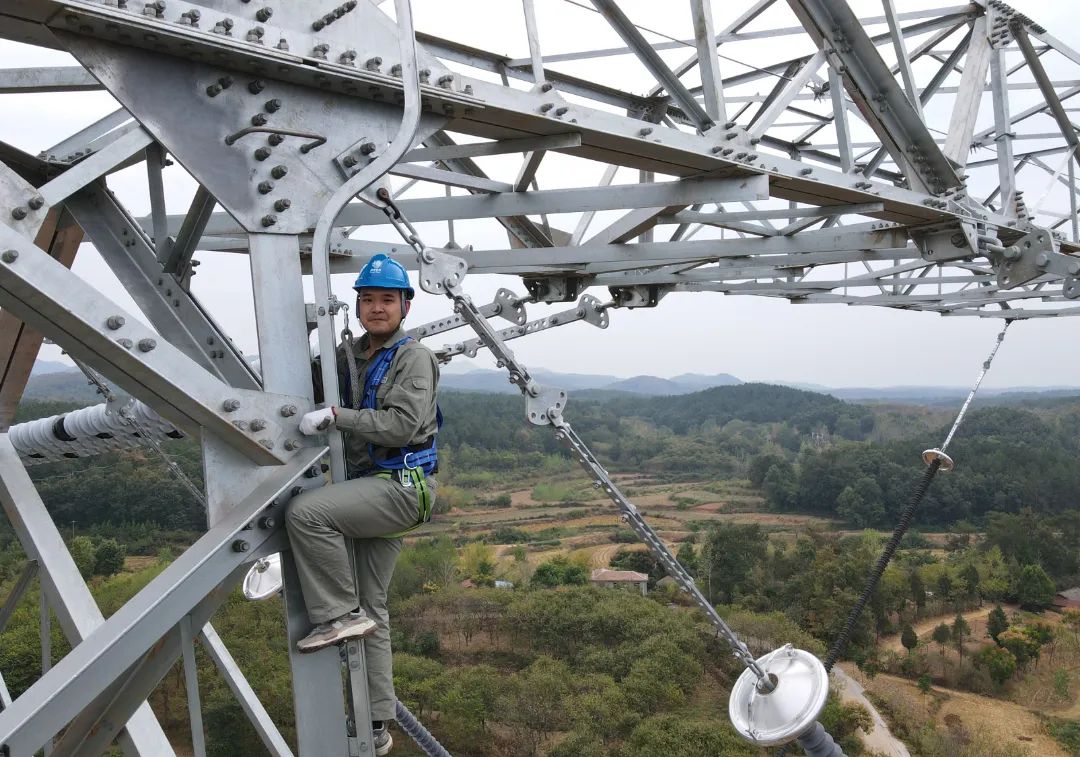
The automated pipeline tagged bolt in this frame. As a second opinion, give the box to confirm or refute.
[365,56,382,71]
[270,165,288,179]
[106,315,126,330]
[437,74,454,88]
[261,214,277,227]
[1,250,17,264]
[265,98,282,113]
[267,134,284,146]
[1036,252,1050,268]
[255,7,272,21]
[248,79,266,94]
[554,106,568,117]
[280,404,298,417]
[1069,261,1080,276]
[359,141,376,155]
[137,338,157,352]
[11,207,27,220]
[223,398,241,412]
[206,83,223,97]
[259,516,277,529]
[539,103,554,112]
[274,198,291,212]
[343,155,359,167]
[27,196,44,210]
[284,439,299,451]
[250,419,267,431]
[258,180,274,194]
[254,147,272,161]
[232,540,250,553]
[251,113,269,126]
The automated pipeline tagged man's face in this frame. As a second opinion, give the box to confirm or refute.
[358,288,406,337]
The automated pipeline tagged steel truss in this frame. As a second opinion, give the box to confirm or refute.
[0,0,1077,754]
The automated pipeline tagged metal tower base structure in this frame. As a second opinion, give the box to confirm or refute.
[0,0,1078,753]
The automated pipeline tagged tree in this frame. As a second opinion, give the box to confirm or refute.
[69,536,95,579]
[952,614,971,667]
[909,570,926,618]
[700,523,767,604]
[622,714,756,757]
[762,461,797,510]
[932,623,951,658]
[1063,608,1080,636]
[976,645,1017,686]
[998,628,1040,671]
[987,604,1009,642]
[747,453,784,488]
[901,624,918,655]
[1015,564,1055,611]
[675,541,698,577]
[92,538,126,577]
[960,563,981,603]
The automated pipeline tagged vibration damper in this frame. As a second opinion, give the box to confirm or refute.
[728,645,830,747]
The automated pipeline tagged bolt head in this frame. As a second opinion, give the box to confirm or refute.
[274,199,292,212]
[106,315,126,330]
[261,214,277,227]
[223,398,241,412]
[10,207,27,220]
[0,250,17,264]
[137,338,157,352]
[232,540,250,553]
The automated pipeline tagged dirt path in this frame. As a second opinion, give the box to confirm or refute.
[834,664,912,757]
[882,605,1009,653]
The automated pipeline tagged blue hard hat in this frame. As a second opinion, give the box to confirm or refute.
[353,254,414,299]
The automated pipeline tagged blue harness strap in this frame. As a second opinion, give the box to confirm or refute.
[360,337,441,474]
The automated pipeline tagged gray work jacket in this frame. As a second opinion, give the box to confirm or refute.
[331,326,440,476]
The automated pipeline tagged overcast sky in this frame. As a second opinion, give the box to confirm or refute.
[2,0,1078,389]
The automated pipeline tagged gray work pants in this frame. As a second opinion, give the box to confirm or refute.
[286,473,434,721]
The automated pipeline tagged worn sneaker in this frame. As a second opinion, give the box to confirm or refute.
[373,722,393,756]
[296,610,377,653]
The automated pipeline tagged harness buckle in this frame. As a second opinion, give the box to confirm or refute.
[402,451,419,470]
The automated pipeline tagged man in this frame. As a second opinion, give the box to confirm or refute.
[289,253,439,755]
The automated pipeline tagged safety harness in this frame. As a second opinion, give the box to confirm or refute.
[343,334,441,538]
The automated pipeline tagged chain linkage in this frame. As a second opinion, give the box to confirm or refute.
[373,187,776,689]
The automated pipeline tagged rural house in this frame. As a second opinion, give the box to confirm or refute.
[590,568,649,596]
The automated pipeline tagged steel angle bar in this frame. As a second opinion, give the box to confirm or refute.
[669,203,885,224]
[586,0,714,131]
[409,288,527,340]
[199,624,294,757]
[1014,27,1080,174]
[41,108,132,162]
[689,0,726,122]
[942,16,992,165]
[0,66,99,94]
[402,133,582,162]
[786,0,961,194]
[389,163,512,193]
[420,131,555,248]
[747,51,826,140]
[0,221,303,464]
[165,185,216,276]
[881,0,921,117]
[0,435,174,755]
[0,561,37,635]
[0,445,324,755]
[37,127,153,206]
[64,186,260,390]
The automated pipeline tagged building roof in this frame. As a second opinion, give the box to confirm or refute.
[591,568,648,582]
[1056,587,1080,601]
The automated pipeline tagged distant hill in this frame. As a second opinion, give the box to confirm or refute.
[22,369,102,404]
[30,360,73,376]
[441,368,743,395]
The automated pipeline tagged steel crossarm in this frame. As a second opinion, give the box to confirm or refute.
[0,445,326,755]
[0,221,309,465]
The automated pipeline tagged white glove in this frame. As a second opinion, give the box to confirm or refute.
[299,407,336,435]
